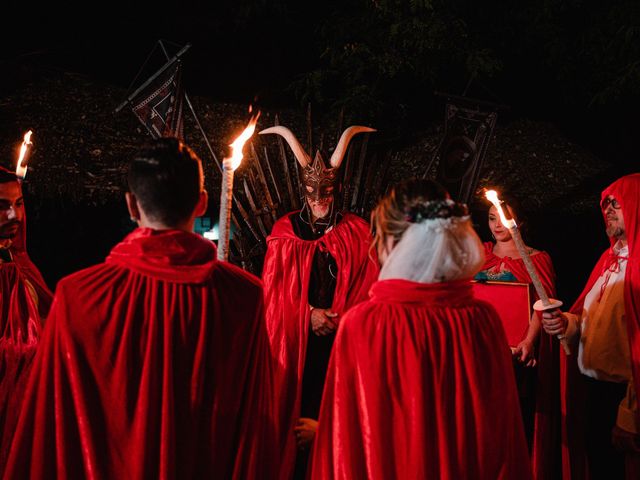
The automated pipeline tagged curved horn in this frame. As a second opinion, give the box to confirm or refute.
[329,126,377,168]
[259,126,311,167]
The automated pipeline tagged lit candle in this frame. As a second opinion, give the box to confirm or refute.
[16,130,33,180]
[485,189,571,355]
[217,113,260,261]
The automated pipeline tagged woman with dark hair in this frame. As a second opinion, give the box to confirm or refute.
[475,195,556,367]
[475,195,560,478]
[310,178,531,480]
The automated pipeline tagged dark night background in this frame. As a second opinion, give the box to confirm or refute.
[1,1,639,304]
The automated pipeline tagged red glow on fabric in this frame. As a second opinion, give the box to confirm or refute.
[559,173,640,479]
[309,279,532,479]
[0,191,53,472]
[4,228,277,478]
[261,212,379,479]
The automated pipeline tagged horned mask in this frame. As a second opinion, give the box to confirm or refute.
[259,125,376,202]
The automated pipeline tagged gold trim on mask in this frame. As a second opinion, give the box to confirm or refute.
[302,152,338,201]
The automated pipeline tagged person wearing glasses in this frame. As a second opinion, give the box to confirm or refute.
[542,173,640,479]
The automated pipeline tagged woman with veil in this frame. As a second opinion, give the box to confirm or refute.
[310,178,532,479]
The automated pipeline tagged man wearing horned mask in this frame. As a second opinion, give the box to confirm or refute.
[259,126,379,479]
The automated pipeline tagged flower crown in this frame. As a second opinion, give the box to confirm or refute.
[403,199,469,223]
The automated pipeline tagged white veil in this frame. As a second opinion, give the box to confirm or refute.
[378,215,485,283]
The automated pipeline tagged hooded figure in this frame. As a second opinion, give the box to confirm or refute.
[0,167,52,472]
[259,125,380,479]
[542,173,640,479]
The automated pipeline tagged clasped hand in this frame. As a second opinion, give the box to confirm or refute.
[310,307,338,336]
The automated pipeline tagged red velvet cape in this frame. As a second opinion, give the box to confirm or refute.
[0,205,52,471]
[310,279,533,479]
[560,173,640,479]
[481,242,556,298]
[261,212,379,479]
[4,228,276,479]
[482,242,561,480]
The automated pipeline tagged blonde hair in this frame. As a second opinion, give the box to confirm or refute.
[370,179,449,260]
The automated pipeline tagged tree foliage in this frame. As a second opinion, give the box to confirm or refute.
[288,1,502,128]
[286,0,639,132]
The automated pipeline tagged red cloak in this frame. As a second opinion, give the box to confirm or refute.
[560,173,640,479]
[0,206,52,471]
[261,212,379,479]
[4,228,277,479]
[309,279,533,479]
[481,242,561,480]
[481,242,556,298]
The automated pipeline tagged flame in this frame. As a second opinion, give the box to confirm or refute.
[227,112,260,170]
[484,189,517,229]
[16,130,33,179]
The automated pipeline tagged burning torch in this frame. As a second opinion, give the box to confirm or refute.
[217,113,260,261]
[485,189,571,355]
[16,130,33,181]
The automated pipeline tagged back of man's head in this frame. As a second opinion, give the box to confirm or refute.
[128,138,204,227]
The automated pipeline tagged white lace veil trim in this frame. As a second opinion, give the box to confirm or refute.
[378,215,486,283]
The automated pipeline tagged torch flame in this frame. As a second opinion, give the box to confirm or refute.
[484,189,517,229]
[227,112,261,171]
[16,130,33,179]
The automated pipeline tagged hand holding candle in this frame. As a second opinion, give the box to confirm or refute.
[16,130,33,180]
[484,189,571,355]
[217,113,260,261]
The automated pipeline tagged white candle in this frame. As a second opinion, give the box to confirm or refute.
[216,114,260,261]
[217,159,235,261]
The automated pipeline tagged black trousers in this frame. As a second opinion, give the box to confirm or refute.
[293,328,335,479]
[583,374,628,479]
[513,359,537,451]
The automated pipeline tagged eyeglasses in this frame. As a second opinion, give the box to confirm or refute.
[600,197,621,210]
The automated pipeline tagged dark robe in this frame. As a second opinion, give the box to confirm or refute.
[310,279,533,480]
[0,209,52,472]
[290,212,339,479]
[4,228,277,479]
[262,211,379,479]
[290,211,339,421]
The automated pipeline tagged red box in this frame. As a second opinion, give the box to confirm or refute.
[472,280,532,347]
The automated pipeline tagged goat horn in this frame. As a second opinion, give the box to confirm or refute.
[329,126,376,168]
[259,126,310,168]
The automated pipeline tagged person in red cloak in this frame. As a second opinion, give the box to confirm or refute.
[542,173,640,479]
[3,139,276,479]
[310,178,532,480]
[259,125,379,479]
[474,195,561,479]
[0,167,52,472]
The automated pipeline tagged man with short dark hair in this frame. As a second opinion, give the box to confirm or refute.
[0,167,52,472]
[4,138,276,479]
[543,173,640,479]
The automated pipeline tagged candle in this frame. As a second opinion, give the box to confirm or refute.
[217,113,260,261]
[485,189,571,355]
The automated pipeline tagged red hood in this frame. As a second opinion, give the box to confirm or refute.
[106,228,218,283]
[5,196,53,319]
[602,173,640,255]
